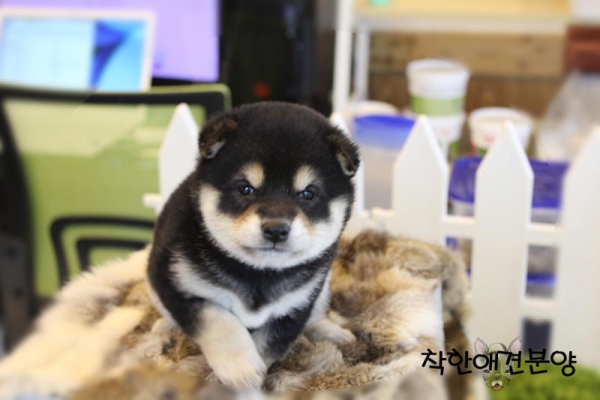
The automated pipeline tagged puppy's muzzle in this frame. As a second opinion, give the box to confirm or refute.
[262,219,290,243]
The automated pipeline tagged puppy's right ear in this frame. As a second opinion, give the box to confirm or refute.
[199,114,238,159]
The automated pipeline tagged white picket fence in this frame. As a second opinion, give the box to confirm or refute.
[334,112,600,371]
[146,104,600,373]
[328,0,600,371]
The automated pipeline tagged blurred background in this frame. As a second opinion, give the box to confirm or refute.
[0,0,599,398]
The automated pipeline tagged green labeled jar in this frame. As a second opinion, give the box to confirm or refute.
[406,59,470,158]
[407,59,469,114]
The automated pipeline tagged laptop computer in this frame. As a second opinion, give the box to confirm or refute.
[0,7,154,91]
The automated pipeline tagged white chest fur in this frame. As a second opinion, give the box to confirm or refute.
[172,258,322,329]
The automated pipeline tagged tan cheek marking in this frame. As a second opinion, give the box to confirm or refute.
[232,204,261,229]
[242,163,264,189]
[294,165,319,192]
[297,213,315,234]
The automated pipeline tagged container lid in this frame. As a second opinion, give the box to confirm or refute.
[406,59,470,99]
[464,268,555,286]
[353,115,416,149]
[449,157,570,209]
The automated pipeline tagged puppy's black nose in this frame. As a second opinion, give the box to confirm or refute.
[262,221,290,243]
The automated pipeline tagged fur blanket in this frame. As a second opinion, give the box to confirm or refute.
[0,231,471,399]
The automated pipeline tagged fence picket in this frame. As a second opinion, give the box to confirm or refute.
[391,116,448,245]
[552,128,600,367]
[159,103,199,205]
[470,122,533,345]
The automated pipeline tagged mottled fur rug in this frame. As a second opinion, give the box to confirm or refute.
[0,231,471,400]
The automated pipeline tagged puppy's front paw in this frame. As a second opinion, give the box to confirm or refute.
[211,348,267,389]
[306,318,356,345]
[196,304,267,389]
[327,325,356,345]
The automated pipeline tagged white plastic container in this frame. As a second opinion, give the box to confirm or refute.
[353,115,416,209]
[469,107,533,155]
[571,0,600,21]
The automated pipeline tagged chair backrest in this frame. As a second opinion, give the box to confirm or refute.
[0,83,230,348]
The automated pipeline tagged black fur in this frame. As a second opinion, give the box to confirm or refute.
[148,102,359,374]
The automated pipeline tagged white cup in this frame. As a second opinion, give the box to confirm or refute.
[469,107,533,154]
[406,59,470,116]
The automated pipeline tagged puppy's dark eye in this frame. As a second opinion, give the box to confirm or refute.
[298,189,314,200]
[238,185,255,196]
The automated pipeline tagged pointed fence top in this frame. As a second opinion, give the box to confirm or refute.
[567,126,600,178]
[477,121,533,182]
[391,115,448,244]
[159,103,199,203]
[329,111,352,138]
[393,115,447,173]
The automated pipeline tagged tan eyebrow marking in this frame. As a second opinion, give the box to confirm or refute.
[241,162,264,188]
[293,165,319,192]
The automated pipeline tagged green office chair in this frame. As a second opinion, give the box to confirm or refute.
[0,83,231,348]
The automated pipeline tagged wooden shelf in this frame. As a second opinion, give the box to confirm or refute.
[353,0,570,34]
[355,0,569,18]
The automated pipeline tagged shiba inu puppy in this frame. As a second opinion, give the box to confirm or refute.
[148,102,360,389]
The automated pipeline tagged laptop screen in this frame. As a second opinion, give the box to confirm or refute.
[0,11,153,91]
[1,0,220,83]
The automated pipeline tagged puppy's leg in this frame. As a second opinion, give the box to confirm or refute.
[304,280,355,345]
[306,318,356,345]
[197,303,267,389]
[150,282,266,389]
[251,308,312,368]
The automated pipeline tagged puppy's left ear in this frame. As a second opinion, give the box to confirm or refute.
[327,127,360,177]
[199,113,238,159]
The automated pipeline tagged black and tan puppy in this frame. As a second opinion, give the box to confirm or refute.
[148,102,359,389]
